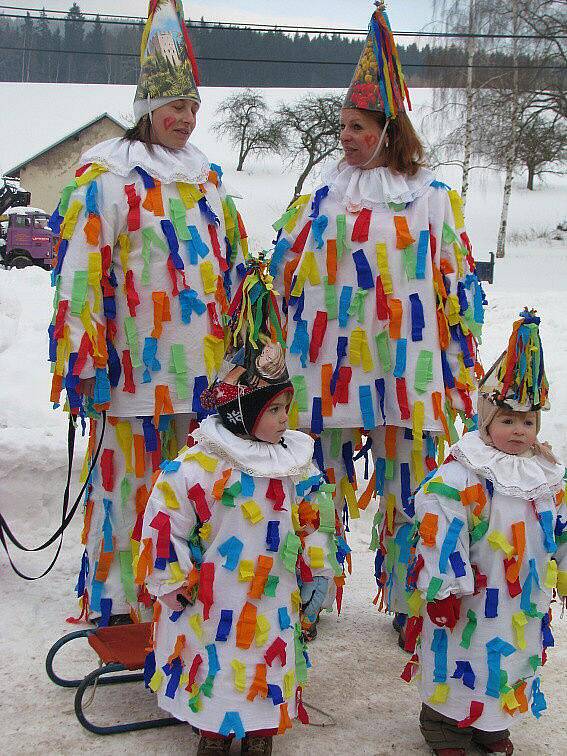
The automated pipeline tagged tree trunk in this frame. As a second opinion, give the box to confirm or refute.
[496,0,519,259]
[292,160,315,202]
[461,0,476,209]
[527,165,535,190]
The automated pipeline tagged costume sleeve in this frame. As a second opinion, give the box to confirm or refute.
[294,466,339,580]
[140,464,198,598]
[48,164,121,414]
[269,193,313,300]
[554,473,567,596]
[431,187,485,429]
[414,472,475,601]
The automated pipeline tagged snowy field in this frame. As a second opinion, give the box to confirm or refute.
[1,83,566,755]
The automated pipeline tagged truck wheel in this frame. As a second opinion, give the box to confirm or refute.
[8,254,33,269]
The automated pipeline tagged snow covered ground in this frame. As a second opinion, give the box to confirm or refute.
[1,83,566,754]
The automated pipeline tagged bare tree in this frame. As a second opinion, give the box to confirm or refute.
[213,89,286,171]
[517,116,567,189]
[277,93,343,201]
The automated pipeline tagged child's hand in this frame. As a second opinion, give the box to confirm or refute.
[160,587,190,612]
[300,576,329,623]
[426,594,461,629]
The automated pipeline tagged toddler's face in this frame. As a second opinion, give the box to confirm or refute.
[253,391,292,444]
[488,409,538,455]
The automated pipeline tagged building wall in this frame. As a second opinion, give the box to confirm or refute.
[19,117,125,213]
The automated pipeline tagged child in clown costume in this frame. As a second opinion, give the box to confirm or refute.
[48,0,247,625]
[140,255,337,755]
[270,2,484,632]
[403,310,567,755]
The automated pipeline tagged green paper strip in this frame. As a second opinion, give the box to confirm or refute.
[124,316,141,368]
[70,270,89,316]
[415,349,434,394]
[336,215,348,259]
[348,289,368,324]
[402,245,417,280]
[290,375,308,412]
[470,519,489,543]
[294,623,308,684]
[460,609,477,649]
[272,206,297,232]
[59,179,78,215]
[329,428,342,458]
[426,481,461,501]
[442,222,458,245]
[119,550,137,605]
[315,490,336,534]
[264,574,280,597]
[385,458,395,481]
[120,476,132,512]
[426,576,443,602]
[169,198,191,241]
[221,481,242,508]
[375,331,392,373]
[324,278,338,320]
[280,531,302,573]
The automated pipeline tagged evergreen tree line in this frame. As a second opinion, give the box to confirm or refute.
[0,4,562,91]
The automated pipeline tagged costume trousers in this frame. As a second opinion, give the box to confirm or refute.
[76,413,192,623]
[420,704,510,751]
[316,425,438,614]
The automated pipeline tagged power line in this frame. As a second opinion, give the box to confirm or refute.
[2,44,565,71]
[0,5,565,41]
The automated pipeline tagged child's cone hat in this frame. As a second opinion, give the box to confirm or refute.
[201,251,293,438]
[134,0,200,121]
[343,2,411,117]
[480,308,550,412]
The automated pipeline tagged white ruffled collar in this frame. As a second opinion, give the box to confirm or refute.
[451,431,565,499]
[193,415,314,479]
[80,137,211,184]
[323,160,434,212]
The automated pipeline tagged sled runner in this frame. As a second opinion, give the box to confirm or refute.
[45,622,183,735]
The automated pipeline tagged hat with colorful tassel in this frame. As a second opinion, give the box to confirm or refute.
[200,251,293,438]
[479,308,550,413]
[343,1,411,117]
[133,0,200,121]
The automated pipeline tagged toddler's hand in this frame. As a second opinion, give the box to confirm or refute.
[160,587,189,612]
[426,594,461,630]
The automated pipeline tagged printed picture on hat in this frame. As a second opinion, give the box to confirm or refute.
[135,0,199,103]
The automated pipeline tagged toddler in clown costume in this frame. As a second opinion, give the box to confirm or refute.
[403,310,567,755]
[140,256,338,755]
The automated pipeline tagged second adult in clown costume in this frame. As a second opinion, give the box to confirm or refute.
[271,2,485,627]
[48,0,247,624]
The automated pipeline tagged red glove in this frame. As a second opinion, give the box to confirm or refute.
[426,594,462,630]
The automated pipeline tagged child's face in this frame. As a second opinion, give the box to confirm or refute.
[488,409,538,455]
[253,391,292,444]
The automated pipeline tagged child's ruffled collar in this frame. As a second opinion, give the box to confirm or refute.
[193,415,314,479]
[451,431,565,499]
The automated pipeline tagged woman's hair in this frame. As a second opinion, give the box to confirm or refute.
[123,114,155,149]
[369,110,426,176]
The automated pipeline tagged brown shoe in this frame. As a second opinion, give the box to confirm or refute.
[478,738,514,755]
[241,736,273,755]
[197,736,232,754]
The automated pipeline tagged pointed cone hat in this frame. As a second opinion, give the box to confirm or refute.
[343,1,411,117]
[200,251,293,437]
[134,0,200,121]
[480,309,550,412]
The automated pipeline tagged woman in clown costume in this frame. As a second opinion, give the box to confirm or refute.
[270,2,484,633]
[48,0,247,625]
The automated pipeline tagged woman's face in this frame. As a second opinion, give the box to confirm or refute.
[340,108,384,169]
[151,99,199,150]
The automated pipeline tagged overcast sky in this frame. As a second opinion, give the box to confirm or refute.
[3,1,438,32]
